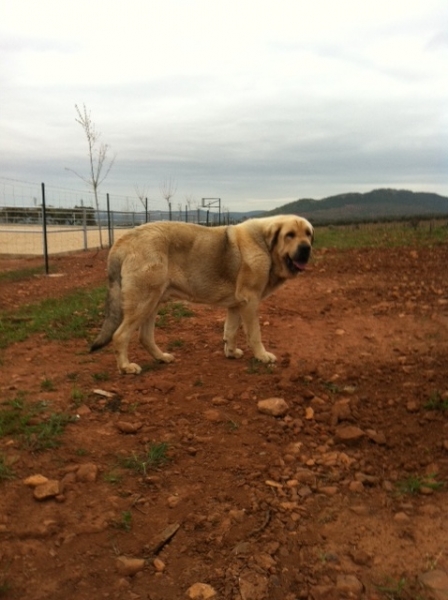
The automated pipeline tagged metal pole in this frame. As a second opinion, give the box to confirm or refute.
[41,182,49,275]
[145,197,148,223]
[107,193,112,247]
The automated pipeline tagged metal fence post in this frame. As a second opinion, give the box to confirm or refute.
[41,182,49,274]
[107,193,112,247]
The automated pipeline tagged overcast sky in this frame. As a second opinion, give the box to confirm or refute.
[1,0,447,212]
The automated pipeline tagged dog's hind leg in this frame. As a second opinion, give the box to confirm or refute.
[223,307,244,359]
[112,297,161,375]
[139,310,175,363]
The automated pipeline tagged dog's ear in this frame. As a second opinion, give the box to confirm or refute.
[267,223,282,252]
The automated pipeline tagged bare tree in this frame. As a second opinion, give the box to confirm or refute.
[66,104,116,248]
[160,177,177,220]
[134,184,149,210]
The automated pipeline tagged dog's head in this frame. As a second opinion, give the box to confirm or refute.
[266,215,314,279]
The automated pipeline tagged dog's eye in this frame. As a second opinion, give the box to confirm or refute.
[306,228,313,238]
[285,231,296,239]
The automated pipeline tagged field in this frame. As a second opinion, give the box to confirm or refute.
[1,222,448,600]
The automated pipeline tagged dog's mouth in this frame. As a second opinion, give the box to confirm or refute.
[285,244,311,274]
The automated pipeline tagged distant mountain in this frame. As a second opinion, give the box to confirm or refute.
[266,189,448,224]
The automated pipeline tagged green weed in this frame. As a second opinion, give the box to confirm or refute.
[0,454,15,482]
[0,395,75,451]
[40,377,56,391]
[374,576,407,599]
[70,387,85,406]
[156,302,194,327]
[0,286,106,349]
[119,442,169,476]
[112,510,132,532]
[92,371,110,382]
[0,266,46,283]
[103,471,123,484]
[424,391,448,412]
[246,358,275,375]
[395,473,444,496]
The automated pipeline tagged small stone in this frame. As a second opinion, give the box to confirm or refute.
[33,480,60,500]
[116,556,145,577]
[334,425,365,445]
[394,511,410,523]
[76,463,98,482]
[406,400,419,413]
[349,548,372,566]
[331,398,352,425]
[257,398,289,417]
[186,582,217,599]
[24,474,49,487]
[418,569,448,600]
[76,404,91,416]
[366,429,387,445]
[203,409,222,422]
[336,574,364,598]
[239,570,269,600]
[167,495,180,508]
[305,406,314,420]
[153,558,165,572]
[116,421,143,434]
[349,481,365,493]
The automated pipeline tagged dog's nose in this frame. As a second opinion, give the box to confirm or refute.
[296,243,311,263]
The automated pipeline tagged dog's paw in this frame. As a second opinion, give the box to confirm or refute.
[224,344,244,359]
[121,362,142,375]
[256,351,277,364]
[159,352,175,363]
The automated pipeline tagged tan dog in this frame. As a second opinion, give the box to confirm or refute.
[90,215,314,374]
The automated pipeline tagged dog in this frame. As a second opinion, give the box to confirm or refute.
[90,215,314,374]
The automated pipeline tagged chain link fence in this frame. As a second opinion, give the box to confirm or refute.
[0,178,229,264]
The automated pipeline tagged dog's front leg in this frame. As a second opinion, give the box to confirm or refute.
[239,300,277,363]
[223,307,244,359]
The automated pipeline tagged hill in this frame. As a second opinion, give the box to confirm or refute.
[266,189,448,223]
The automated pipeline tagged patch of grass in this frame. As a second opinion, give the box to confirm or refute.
[112,510,132,532]
[374,576,407,599]
[0,266,46,283]
[167,339,185,350]
[315,219,448,250]
[103,470,123,484]
[0,285,106,349]
[322,381,341,394]
[156,302,194,327]
[75,448,89,456]
[40,377,56,391]
[246,358,275,375]
[395,473,444,496]
[226,419,240,432]
[424,391,448,412]
[119,442,169,476]
[0,395,75,451]
[70,387,85,407]
[0,454,15,482]
[92,371,110,382]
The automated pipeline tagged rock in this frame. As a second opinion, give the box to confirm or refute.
[334,425,365,445]
[418,569,448,600]
[366,429,387,445]
[33,480,61,500]
[239,570,269,600]
[153,558,165,572]
[335,574,364,598]
[394,511,410,523]
[116,421,143,434]
[406,400,419,412]
[203,409,222,422]
[331,398,352,425]
[24,474,49,487]
[186,582,217,599]
[167,495,180,508]
[349,548,372,566]
[116,556,145,577]
[76,463,99,482]
[257,398,289,417]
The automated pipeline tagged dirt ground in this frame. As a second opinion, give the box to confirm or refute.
[0,243,448,600]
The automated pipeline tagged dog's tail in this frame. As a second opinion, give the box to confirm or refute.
[90,254,123,353]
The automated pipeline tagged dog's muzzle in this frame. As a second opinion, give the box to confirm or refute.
[286,243,311,273]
